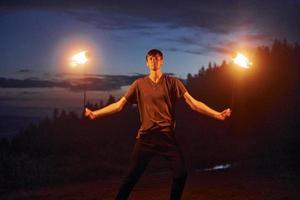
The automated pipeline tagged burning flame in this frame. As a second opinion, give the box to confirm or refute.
[70,51,88,67]
[233,52,252,69]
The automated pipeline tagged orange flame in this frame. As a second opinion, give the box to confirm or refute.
[233,52,252,69]
[70,51,88,67]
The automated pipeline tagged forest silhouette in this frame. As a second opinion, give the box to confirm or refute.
[0,39,299,192]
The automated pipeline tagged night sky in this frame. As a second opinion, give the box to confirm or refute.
[1,0,299,79]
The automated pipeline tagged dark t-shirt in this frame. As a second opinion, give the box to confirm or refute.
[124,74,187,138]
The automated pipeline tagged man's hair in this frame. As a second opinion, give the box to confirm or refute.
[146,49,163,61]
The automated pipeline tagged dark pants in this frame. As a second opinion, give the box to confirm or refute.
[115,132,187,200]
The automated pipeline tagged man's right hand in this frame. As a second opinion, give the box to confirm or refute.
[85,108,96,120]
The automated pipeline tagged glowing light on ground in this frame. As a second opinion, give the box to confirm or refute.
[196,163,232,172]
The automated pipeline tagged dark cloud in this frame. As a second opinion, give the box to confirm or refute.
[0,74,143,91]
[166,47,207,55]
[1,0,298,38]
[166,32,273,55]
[207,33,273,54]
[62,1,244,33]
[164,36,203,46]
[65,10,152,31]
[0,0,299,64]
[17,69,32,73]
[167,45,226,56]
[208,46,231,55]
[240,34,271,42]
[0,77,58,88]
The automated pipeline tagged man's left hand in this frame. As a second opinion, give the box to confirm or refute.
[215,108,231,120]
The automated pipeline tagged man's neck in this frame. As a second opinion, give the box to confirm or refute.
[149,70,163,83]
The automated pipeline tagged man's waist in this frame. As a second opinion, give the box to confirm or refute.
[137,129,175,141]
[137,126,174,139]
[139,124,173,133]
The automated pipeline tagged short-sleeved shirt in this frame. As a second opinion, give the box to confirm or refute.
[124,74,187,138]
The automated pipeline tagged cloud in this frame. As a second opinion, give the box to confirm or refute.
[61,1,246,33]
[165,47,207,55]
[164,31,272,55]
[0,77,58,88]
[65,10,152,31]
[1,0,298,58]
[0,74,143,91]
[207,46,231,55]
[2,0,297,35]
[164,36,204,46]
[17,69,32,73]
[206,33,273,54]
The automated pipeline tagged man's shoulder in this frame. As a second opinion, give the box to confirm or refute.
[164,74,181,83]
[130,76,148,86]
[165,74,177,80]
[135,75,148,83]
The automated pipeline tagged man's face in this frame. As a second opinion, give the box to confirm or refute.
[146,54,163,71]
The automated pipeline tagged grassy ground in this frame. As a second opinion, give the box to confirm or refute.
[1,169,299,200]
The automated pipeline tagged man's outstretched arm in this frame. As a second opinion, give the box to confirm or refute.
[85,97,127,120]
[183,92,231,120]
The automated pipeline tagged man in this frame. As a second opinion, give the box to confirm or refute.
[85,49,231,200]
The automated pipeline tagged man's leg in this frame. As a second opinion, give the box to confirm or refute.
[115,141,153,200]
[169,151,187,200]
[161,136,187,200]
